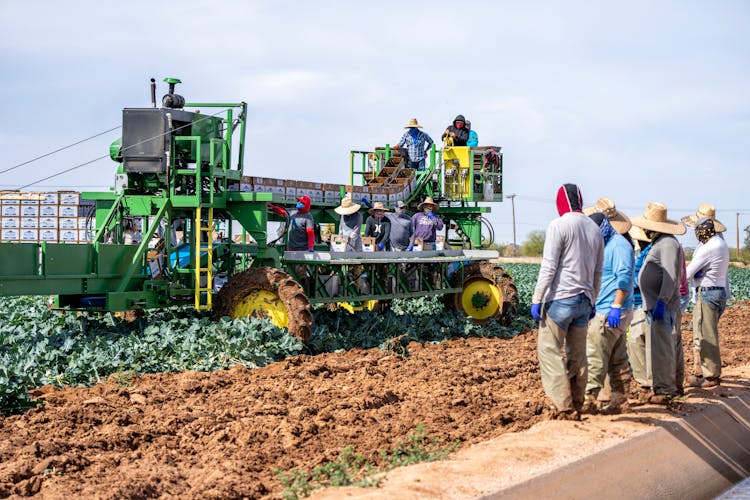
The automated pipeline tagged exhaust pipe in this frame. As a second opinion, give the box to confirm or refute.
[150,78,156,108]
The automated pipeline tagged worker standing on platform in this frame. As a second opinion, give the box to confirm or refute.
[466,120,478,147]
[393,118,434,171]
[442,115,470,146]
[581,199,634,415]
[386,200,413,251]
[531,184,603,421]
[287,195,315,252]
[335,195,363,252]
[409,196,444,251]
[364,202,391,251]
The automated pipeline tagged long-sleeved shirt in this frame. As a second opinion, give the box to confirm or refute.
[639,234,684,312]
[532,212,603,305]
[288,211,314,251]
[595,233,635,314]
[685,234,729,291]
[396,130,434,163]
[410,212,444,244]
[364,216,391,249]
[339,212,362,251]
[385,212,413,250]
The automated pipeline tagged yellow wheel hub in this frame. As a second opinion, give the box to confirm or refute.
[232,290,289,328]
[336,300,378,314]
[461,279,502,320]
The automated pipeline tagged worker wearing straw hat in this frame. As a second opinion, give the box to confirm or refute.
[630,202,686,404]
[681,203,727,233]
[364,202,392,251]
[531,184,604,420]
[627,225,654,397]
[393,118,434,171]
[581,199,634,414]
[335,195,363,252]
[409,196,444,251]
[685,217,729,389]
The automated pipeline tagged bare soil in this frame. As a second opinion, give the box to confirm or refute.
[1,303,749,499]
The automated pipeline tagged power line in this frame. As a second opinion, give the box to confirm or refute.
[0,125,121,175]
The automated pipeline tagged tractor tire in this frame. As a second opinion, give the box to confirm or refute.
[213,267,313,343]
[445,261,519,325]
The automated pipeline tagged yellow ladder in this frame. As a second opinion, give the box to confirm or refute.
[194,206,214,310]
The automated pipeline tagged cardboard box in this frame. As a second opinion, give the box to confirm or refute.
[59,217,78,230]
[362,236,376,252]
[324,183,343,205]
[78,230,92,242]
[19,229,39,241]
[1,229,18,241]
[78,217,89,229]
[345,185,366,204]
[283,180,298,202]
[39,205,58,217]
[39,229,58,242]
[20,217,38,229]
[40,192,59,205]
[58,205,77,218]
[1,217,20,229]
[0,191,20,205]
[297,181,323,203]
[59,192,80,205]
[1,205,19,217]
[330,234,348,252]
[39,217,58,229]
[369,186,389,204]
[59,229,78,242]
[20,205,39,217]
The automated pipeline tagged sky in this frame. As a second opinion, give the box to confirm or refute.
[1,0,748,249]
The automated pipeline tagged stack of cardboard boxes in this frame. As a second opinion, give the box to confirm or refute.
[0,191,93,244]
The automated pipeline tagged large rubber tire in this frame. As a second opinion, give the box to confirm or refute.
[213,267,313,343]
[445,261,519,325]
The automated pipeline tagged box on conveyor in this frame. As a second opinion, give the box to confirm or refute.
[19,229,39,242]
[40,193,58,205]
[58,191,80,205]
[20,217,38,229]
[59,217,78,230]
[1,217,19,229]
[1,229,19,241]
[58,205,78,218]
[296,181,323,204]
[59,229,78,243]
[1,204,19,217]
[368,186,389,205]
[40,229,58,242]
[324,183,343,205]
[345,185,366,204]
[39,217,58,229]
[20,205,39,217]
[252,177,285,197]
[283,180,298,202]
[39,205,58,217]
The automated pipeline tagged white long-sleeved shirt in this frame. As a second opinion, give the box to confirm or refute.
[685,234,729,291]
[532,212,604,305]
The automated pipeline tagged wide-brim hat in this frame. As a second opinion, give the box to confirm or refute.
[583,197,632,234]
[417,196,439,212]
[367,201,391,214]
[630,201,686,235]
[335,196,361,215]
[628,225,651,243]
[680,203,726,232]
[404,118,422,129]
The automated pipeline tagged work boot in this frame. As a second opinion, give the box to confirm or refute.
[600,391,628,415]
[581,393,601,415]
[691,377,720,389]
[688,375,704,387]
[550,408,581,421]
[648,393,671,405]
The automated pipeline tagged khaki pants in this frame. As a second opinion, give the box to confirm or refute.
[586,310,634,396]
[538,318,588,413]
[693,292,725,380]
[651,308,677,395]
[627,308,651,388]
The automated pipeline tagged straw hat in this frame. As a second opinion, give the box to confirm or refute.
[583,197,632,234]
[367,201,391,215]
[417,196,439,212]
[404,118,423,129]
[681,203,726,232]
[628,225,651,243]
[334,196,361,215]
[630,202,686,235]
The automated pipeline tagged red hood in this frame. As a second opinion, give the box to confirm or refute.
[296,195,311,213]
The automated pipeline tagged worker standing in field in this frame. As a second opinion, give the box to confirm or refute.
[466,120,478,147]
[581,199,634,414]
[335,195,363,252]
[531,184,604,420]
[385,200,413,251]
[393,118,434,171]
[409,196,444,251]
[684,217,730,389]
[364,202,392,251]
[630,202,686,404]
[627,226,654,397]
[441,115,470,146]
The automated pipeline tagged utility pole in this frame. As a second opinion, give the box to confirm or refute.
[506,194,517,251]
[737,212,741,260]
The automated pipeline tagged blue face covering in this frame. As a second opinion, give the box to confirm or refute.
[296,202,304,210]
[410,128,419,141]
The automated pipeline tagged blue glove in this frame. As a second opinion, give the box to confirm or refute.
[427,212,435,219]
[589,307,596,320]
[407,245,413,251]
[308,248,315,253]
[378,242,385,250]
[695,270,704,279]
[361,196,372,208]
[653,299,666,321]
[607,306,621,328]
[530,303,542,321]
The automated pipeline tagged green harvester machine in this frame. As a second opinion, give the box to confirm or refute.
[0,78,518,341]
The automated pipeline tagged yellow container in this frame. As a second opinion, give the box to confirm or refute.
[442,146,472,199]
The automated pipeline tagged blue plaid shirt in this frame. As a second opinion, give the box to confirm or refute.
[396,130,434,162]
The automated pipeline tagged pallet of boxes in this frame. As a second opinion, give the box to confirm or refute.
[0,191,93,244]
